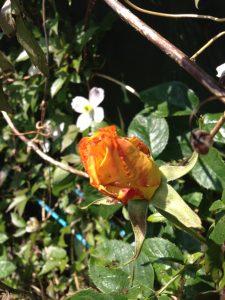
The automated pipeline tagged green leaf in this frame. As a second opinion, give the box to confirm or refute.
[39,260,60,276]
[16,49,29,62]
[140,81,199,117]
[7,191,30,216]
[10,212,26,228]
[205,241,223,283]
[209,200,225,212]
[15,15,48,76]
[143,238,183,288]
[89,240,154,295]
[0,260,16,279]
[147,212,166,223]
[159,151,198,181]
[50,76,67,98]
[61,125,79,152]
[128,111,169,157]
[142,237,184,263]
[203,113,225,144]
[66,289,127,300]
[0,50,14,72]
[52,167,70,185]
[61,154,81,165]
[0,233,8,244]
[39,246,68,275]
[192,148,225,192]
[151,180,202,229]
[209,214,225,245]
[183,192,203,208]
[46,246,67,260]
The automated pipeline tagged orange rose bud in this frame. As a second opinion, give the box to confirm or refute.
[78,125,161,204]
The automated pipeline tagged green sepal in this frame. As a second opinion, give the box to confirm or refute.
[151,179,202,229]
[159,151,198,182]
[80,196,119,209]
[127,199,149,261]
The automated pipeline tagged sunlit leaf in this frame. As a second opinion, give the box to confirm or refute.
[0,260,16,278]
[89,240,154,296]
[203,113,225,144]
[0,233,8,244]
[61,125,79,152]
[151,180,202,229]
[128,111,169,157]
[50,76,67,98]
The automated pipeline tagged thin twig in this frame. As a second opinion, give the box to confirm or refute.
[189,96,225,130]
[94,72,140,99]
[210,111,225,138]
[124,0,225,22]
[191,31,225,61]
[103,0,225,102]
[1,111,89,178]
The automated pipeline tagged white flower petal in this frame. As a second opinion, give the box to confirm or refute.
[89,87,104,107]
[71,96,89,113]
[216,63,225,78]
[93,106,104,123]
[76,113,92,131]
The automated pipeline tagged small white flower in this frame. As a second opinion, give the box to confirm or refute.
[216,63,225,78]
[71,87,105,131]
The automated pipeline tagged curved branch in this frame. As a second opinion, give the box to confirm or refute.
[124,0,225,22]
[104,0,225,102]
[191,31,225,61]
[1,111,89,179]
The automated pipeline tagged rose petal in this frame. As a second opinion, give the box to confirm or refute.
[89,87,104,107]
[76,113,92,131]
[93,106,104,123]
[71,96,89,113]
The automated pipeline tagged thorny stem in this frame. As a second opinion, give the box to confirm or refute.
[124,0,225,22]
[1,111,89,178]
[191,31,225,61]
[104,0,225,102]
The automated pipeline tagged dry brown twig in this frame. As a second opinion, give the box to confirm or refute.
[1,111,88,178]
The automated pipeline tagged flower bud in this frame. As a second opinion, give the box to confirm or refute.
[79,125,161,204]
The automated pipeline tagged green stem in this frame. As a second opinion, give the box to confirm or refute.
[155,267,185,296]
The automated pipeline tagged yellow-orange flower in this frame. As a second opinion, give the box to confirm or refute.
[79,125,161,204]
